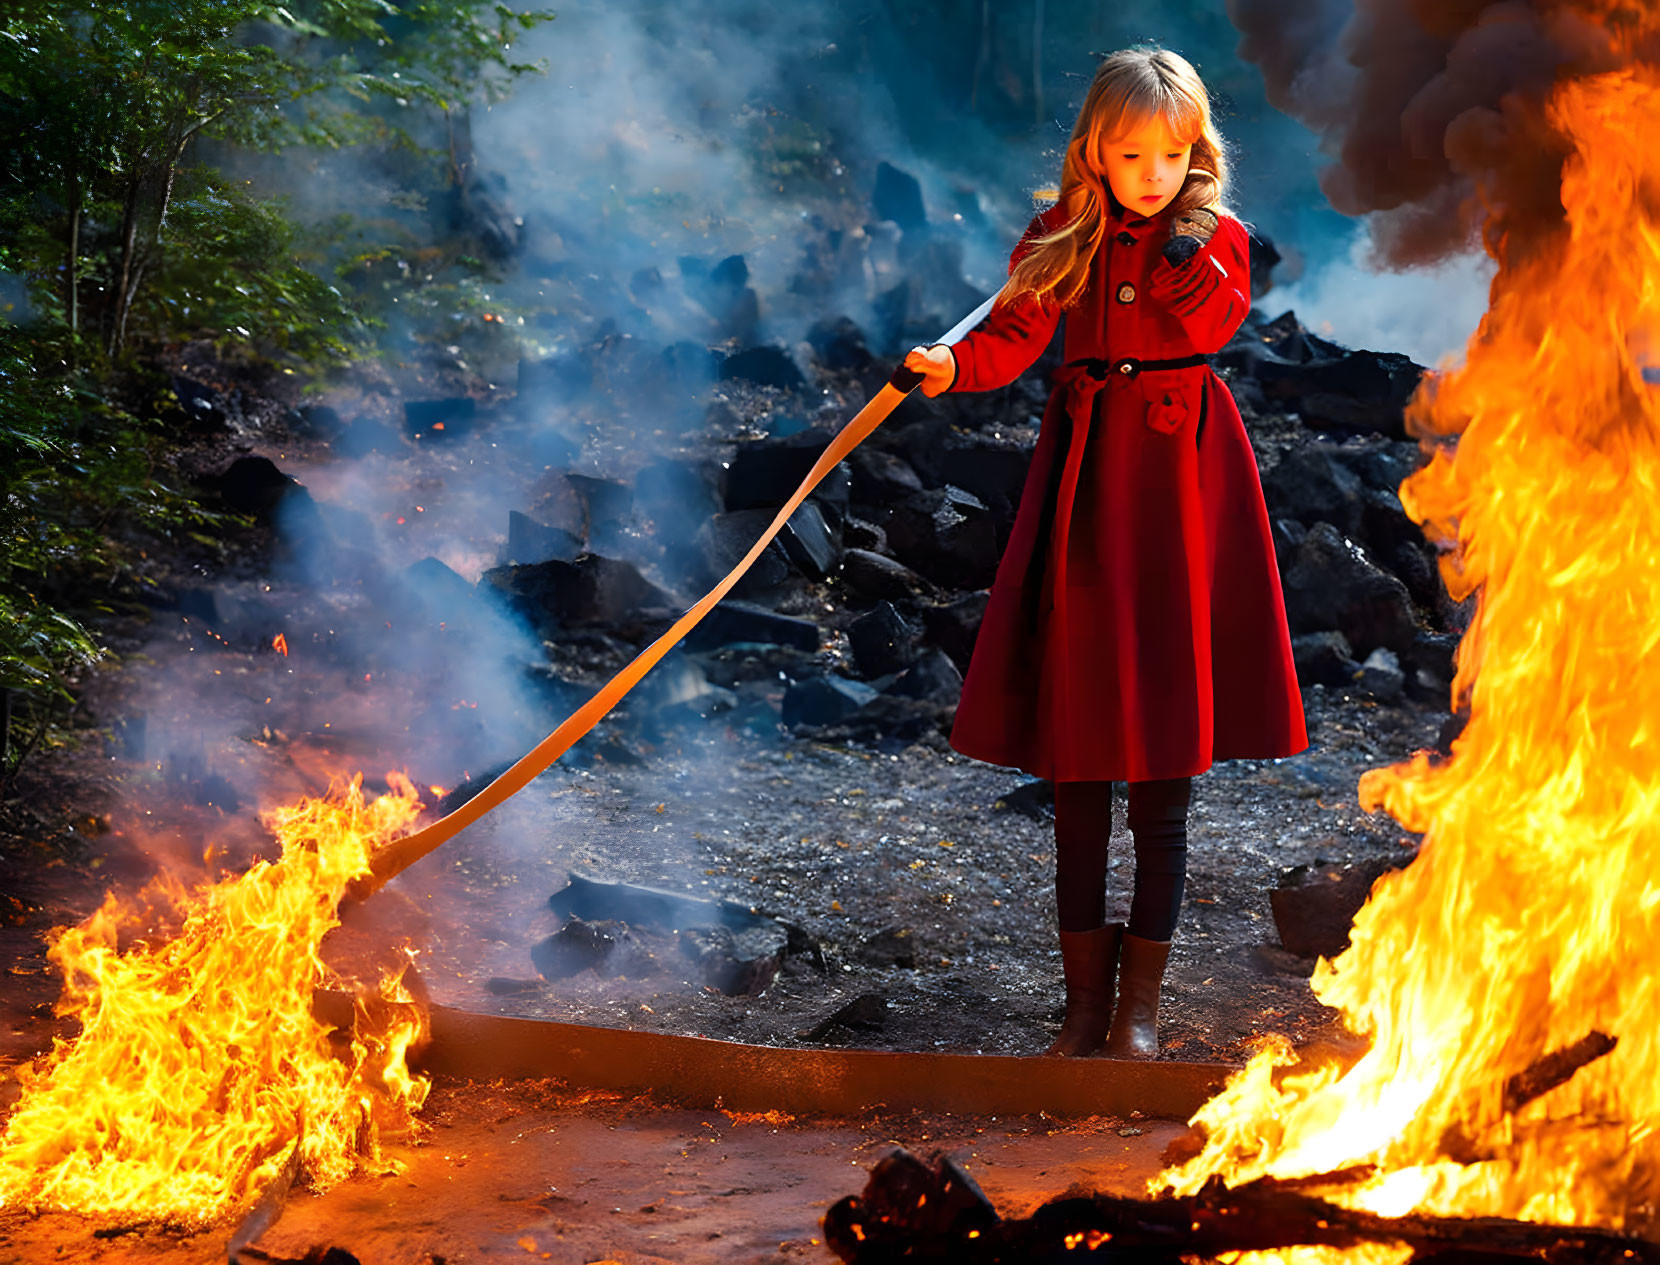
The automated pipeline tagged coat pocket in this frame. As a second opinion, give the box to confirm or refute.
[1144,383,1187,434]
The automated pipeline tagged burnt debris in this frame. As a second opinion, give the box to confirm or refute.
[823,1146,1660,1264]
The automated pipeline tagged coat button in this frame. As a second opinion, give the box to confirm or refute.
[1116,282,1137,304]
[1116,231,1137,247]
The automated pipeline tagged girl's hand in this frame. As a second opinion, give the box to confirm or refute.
[903,343,956,397]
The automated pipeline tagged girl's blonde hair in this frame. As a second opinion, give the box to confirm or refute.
[1007,46,1230,311]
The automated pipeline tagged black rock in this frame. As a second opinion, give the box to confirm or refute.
[1270,853,1416,959]
[1247,227,1282,298]
[403,556,476,619]
[486,977,544,996]
[481,554,676,635]
[919,590,989,676]
[692,509,796,599]
[779,499,844,579]
[847,447,925,505]
[719,345,808,393]
[1385,537,1444,612]
[682,253,760,341]
[531,917,655,980]
[551,872,768,933]
[723,429,851,527]
[1291,631,1360,688]
[1281,522,1419,658]
[842,516,888,553]
[993,777,1054,819]
[170,375,229,434]
[807,315,874,371]
[872,161,927,232]
[1436,710,1470,758]
[635,456,724,522]
[1261,447,1365,536]
[886,649,964,705]
[402,397,476,440]
[678,924,783,997]
[564,473,633,532]
[887,413,1033,519]
[1334,439,1426,494]
[1409,629,1461,684]
[781,674,880,728]
[802,992,891,1042]
[683,600,821,652]
[1357,647,1406,703]
[1222,311,1425,439]
[880,485,1001,590]
[1271,517,1309,567]
[631,652,740,727]
[211,455,300,520]
[840,548,935,603]
[505,510,582,566]
[857,926,918,969]
[848,601,921,678]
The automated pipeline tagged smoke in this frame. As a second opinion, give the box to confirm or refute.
[1259,224,1497,367]
[1226,0,1626,268]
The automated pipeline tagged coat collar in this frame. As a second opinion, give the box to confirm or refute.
[1107,198,1175,241]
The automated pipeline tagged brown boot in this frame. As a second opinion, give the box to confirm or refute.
[1043,923,1123,1057]
[1102,933,1171,1059]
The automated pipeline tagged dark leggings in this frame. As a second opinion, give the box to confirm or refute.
[1053,778,1191,940]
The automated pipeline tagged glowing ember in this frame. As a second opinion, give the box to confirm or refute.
[1162,59,1660,1235]
[272,632,288,657]
[0,776,430,1222]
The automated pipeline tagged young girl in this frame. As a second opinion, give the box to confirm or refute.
[904,47,1307,1060]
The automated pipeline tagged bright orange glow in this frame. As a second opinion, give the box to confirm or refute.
[272,633,288,657]
[1161,57,1660,1233]
[0,776,429,1222]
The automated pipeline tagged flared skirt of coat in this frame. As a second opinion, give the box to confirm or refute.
[948,372,1308,783]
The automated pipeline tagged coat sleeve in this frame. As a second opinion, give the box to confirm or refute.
[940,215,1062,393]
[1146,213,1251,352]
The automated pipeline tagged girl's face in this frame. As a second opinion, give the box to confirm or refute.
[1099,113,1192,218]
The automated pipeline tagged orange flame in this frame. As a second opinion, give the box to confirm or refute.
[1161,59,1660,1237]
[272,633,288,657]
[0,776,429,1222]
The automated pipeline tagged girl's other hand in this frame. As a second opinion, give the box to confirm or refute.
[904,343,956,397]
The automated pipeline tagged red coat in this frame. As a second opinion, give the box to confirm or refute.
[942,200,1308,782]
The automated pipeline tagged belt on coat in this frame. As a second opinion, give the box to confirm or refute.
[1062,353,1215,380]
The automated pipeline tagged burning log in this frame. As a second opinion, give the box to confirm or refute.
[824,1148,1660,1263]
[1503,1030,1618,1116]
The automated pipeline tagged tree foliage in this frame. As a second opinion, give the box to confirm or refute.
[0,0,553,777]
[1,0,553,359]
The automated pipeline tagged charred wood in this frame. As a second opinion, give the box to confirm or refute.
[825,1148,1660,1263]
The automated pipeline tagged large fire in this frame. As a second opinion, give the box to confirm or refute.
[0,776,430,1223]
[1162,51,1660,1247]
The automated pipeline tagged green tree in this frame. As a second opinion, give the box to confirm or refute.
[0,0,553,784]
[1,0,553,360]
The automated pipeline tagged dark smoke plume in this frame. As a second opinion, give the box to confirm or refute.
[1227,0,1638,266]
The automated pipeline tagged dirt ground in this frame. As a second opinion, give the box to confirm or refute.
[0,1079,1189,1264]
[398,686,1436,1065]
